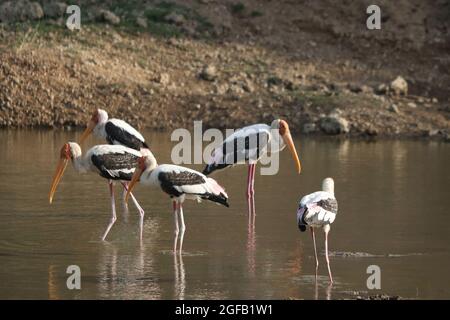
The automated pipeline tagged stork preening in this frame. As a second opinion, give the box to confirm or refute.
[203,119,301,214]
[297,177,338,283]
[48,142,146,241]
[125,151,229,254]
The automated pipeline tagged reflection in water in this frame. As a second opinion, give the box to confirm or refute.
[1,131,450,299]
[174,254,186,300]
[48,265,59,300]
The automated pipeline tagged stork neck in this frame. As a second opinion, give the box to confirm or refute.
[71,154,88,173]
[270,130,285,153]
[93,122,107,140]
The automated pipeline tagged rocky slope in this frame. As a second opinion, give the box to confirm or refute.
[0,0,449,140]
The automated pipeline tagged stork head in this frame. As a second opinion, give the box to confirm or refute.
[79,108,108,144]
[322,177,335,195]
[48,142,81,204]
[271,119,302,174]
[125,150,158,203]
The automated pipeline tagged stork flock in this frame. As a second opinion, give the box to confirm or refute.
[48,108,339,283]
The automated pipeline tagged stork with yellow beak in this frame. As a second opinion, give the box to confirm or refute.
[203,119,301,215]
[48,142,147,241]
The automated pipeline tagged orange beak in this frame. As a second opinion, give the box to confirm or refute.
[282,128,302,174]
[48,157,69,204]
[125,167,143,203]
[79,120,95,144]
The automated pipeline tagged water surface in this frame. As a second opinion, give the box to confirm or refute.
[0,130,449,299]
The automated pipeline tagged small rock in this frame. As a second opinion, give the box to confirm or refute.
[97,9,121,25]
[136,17,147,28]
[389,104,400,114]
[320,115,349,135]
[431,97,438,103]
[302,123,316,134]
[214,83,228,95]
[200,65,217,81]
[156,73,170,86]
[43,2,67,18]
[375,83,388,95]
[242,79,255,93]
[164,12,185,25]
[407,102,417,108]
[390,76,408,96]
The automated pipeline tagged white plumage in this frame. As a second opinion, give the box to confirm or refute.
[297,177,338,284]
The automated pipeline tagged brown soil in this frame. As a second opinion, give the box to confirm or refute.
[0,0,449,140]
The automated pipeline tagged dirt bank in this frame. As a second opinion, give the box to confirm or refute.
[0,0,449,141]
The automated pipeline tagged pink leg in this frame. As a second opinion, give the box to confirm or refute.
[250,163,256,215]
[173,201,179,253]
[246,164,257,216]
[311,227,319,280]
[102,180,117,241]
[121,182,145,241]
[325,228,333,284]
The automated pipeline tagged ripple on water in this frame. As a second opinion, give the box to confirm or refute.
[328,251,425,258]
[160,250,208,257]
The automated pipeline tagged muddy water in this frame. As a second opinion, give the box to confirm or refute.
[0,130,449,299]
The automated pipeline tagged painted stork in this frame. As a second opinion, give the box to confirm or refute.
[79,108,150,201]
[125,150,229,254]
[79,108,149,151]
[203,119,301,214]
[48,142,146,241]
[297,177,338,283]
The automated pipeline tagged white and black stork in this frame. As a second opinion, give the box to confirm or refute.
[48,142,146,241]
[297,177,338,283]
[125,150,229,254]
[79,108,149,151]
[79,108,150,202]
[203,119,301,214]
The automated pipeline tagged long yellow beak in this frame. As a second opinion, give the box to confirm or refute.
[282,130,302,174]
[79,120,95,144]
[125,168,143,203]
[49,158,69,204]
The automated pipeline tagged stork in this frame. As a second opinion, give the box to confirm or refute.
[48,142,146,241]
[79,108,150,202]
[125,150,229,254]
[203,119,301,214]
[297,177,338,283]
[79,108,149,151]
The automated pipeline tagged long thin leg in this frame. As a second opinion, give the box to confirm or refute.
[310,227,319,280]
[246,164,253,216]
[324,228,333,284]
[102,180,117,241]
[250,163,256,215]
[122,182,129,205]
[173,201,179,253]
[121,182,145,241]
[178,202,186,254]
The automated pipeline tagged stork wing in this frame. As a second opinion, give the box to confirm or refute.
[91,150,139,180]
[105,119,148,151]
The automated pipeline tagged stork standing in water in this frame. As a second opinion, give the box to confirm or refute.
[79,108,150,201]
[48,142,146,241]
[203,119,301,214]
[297,177,338,283]
[80,108,149,151]
[125,151,229,254]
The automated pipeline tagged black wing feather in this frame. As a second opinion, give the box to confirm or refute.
[91,152,139,180]
[105,121,148,151]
